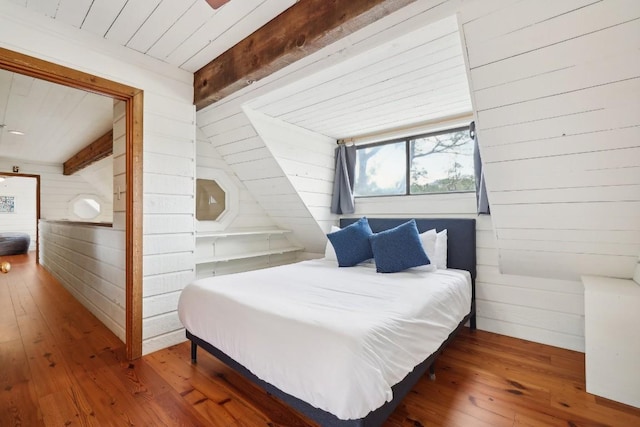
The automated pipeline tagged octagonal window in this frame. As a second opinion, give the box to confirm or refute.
[196,179,227,221]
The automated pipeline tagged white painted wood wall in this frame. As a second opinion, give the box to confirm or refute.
[40,220,126,341]
[460,0,640,281]
[6,0,637,359]
[193,0,605,352]
[0,2,197,354]
[195,127,299,278]
[196,107,322,254]
[0,176,37,251]
[352,192,585,352]
[194,1,472,256]
[0,157,112,223]
[243,107,337,251]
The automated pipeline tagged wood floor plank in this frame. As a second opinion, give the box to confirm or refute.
[170,341,316,427]
[0,380,44,427]
[38,385,102,427]
[3,253,640,427]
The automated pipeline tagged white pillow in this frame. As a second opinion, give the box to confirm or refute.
[434,229,448,269]
[419,229,437,263]
[324,225,341,262]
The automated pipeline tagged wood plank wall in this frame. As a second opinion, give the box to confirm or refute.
[195,127,299,278]
[461,0,640,281]
[0,158,112,223]
[0,2,197,355]
[195,1,468,256]
[39,220,126,340]
[352,193,585,351]
[197,106,324,254]
[243,108,337,253]
[196,127,277,231]
[191,0,584,351]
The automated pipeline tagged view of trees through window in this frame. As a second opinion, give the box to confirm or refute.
[354,126,474,197]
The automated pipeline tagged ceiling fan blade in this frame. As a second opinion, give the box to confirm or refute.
[206,0,230,9]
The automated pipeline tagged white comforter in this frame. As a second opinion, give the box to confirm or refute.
[178,259,471,420]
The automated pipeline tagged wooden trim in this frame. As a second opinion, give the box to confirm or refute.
[0,48,144,360]
[0,47,138,100]
[205,0,230,9]
[0,172,40,263]
[63,130,114,175]
[126,91,144,359]
[193,0,417,109]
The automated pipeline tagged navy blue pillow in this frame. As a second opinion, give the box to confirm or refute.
[327,217,374,267]
[369,219,431,273]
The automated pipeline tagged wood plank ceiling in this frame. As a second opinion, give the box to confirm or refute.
[4,0,470,157]
[246,14,472,139]
[2,0,298,163]
[0,68,113,164]
[8,0,297,73]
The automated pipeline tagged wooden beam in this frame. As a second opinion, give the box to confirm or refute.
[63,130,113,175]
[205,0,230,9]
[194,0,417,110]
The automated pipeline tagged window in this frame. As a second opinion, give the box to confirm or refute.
[70,194,103,220]
[354,126,474,197]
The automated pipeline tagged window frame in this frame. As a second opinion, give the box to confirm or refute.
[354,125,473,198]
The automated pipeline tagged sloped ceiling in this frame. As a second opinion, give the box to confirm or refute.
[0,69,113,164]
[2,0,298,164]
[461,0,640,280]
[247,15,471,139]
[7,0,297,72]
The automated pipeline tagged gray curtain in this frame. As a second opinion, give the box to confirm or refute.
[330,144,357,214]
[471,121,490,215]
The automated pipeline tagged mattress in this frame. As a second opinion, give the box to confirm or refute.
[178,259,471,420]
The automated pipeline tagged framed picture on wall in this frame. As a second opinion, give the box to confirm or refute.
[0,196,15,213]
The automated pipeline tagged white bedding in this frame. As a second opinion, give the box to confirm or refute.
[178,259,471,420]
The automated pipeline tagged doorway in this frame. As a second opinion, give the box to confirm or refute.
[0,173,39,258]
[0,47,143,360]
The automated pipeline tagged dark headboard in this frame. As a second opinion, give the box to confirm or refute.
[339,217,476,280]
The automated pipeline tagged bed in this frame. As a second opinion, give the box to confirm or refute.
[178,217,476,426]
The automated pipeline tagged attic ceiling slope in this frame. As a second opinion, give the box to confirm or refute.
[0,68,112,164]
[193,0,419,109]
[10,0,297,73]
[196,1,470,256]
[461,0,640,281]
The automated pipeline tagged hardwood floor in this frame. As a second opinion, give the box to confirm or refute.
[2,253,640,426]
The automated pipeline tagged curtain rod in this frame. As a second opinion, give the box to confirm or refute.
[336,112,473,146]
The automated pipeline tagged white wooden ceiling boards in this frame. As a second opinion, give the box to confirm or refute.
[8,0,297,72]
[1,0,298,164]
[0,68,113,164]
[246,15,472,139]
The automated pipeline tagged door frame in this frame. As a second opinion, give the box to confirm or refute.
[0,172,40,261]
[0,47,144,360]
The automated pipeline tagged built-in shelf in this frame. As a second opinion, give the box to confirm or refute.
[196,229,292,239]
[196,246,304,264]
[195,228,302,276]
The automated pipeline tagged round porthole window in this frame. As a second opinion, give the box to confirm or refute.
[70,195,102,220]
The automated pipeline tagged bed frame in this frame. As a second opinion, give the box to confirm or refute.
[187,217,476,427]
